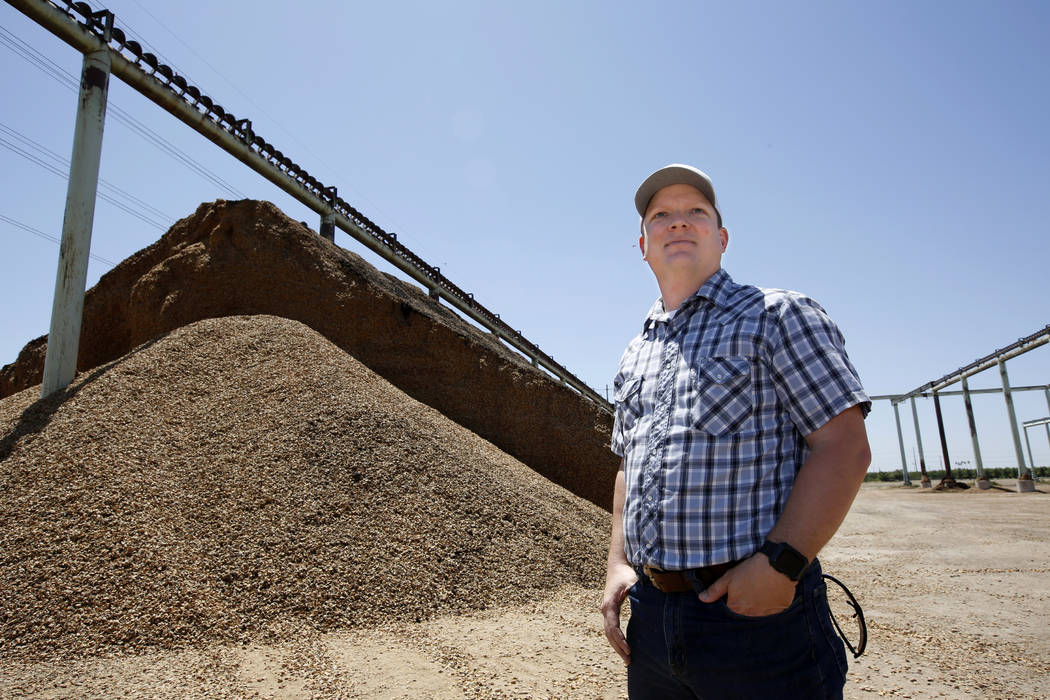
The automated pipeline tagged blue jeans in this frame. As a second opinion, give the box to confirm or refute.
[626,559,848,699]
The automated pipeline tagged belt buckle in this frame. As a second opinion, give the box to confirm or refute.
[642,564,672,593]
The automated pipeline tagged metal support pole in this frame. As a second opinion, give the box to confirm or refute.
[1041,386,1050,457]
[319,212,335,242]
[1045,389,1050,468]
[892,401,912,486]
[932,391,956,486]
[41,47,112,398]
[999,359,1034,491]
[961,376,988,487]
[910,396,931,487]
[1023,417,1050,473]
[1023,425,1036,473]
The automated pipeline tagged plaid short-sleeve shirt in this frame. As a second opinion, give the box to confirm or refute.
[611,268,870,570]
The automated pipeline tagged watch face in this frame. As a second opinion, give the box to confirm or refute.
[776,546,808,579]
[762,540,808,580]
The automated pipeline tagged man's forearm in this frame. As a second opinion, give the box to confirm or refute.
[602,460,636,665]
[607,461,629,569]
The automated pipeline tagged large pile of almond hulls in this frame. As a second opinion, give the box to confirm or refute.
[0,315,609,661]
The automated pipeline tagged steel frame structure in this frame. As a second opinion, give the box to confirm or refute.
[871,325,1050,491]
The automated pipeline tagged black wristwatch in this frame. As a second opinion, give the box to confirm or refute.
[759,540,809,581]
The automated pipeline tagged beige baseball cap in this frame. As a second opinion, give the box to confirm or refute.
[634,164,722,226]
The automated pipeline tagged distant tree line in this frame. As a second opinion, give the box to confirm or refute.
[865,466,1050,482]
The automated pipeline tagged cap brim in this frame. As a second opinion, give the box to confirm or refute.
[635,164,719,219]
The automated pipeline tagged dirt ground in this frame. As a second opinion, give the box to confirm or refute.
[2,481,1047,699]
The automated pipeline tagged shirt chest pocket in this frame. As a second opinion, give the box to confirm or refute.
[689,355,754,436]
[615,376,644,437]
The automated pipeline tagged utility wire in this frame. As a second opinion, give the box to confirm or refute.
[0,121,175,225]
[0,119,173,221]
[3,16,431,264]
[119,1,223,101]
[0,24,246,198]
[0,213,118,268]
[0,137,170,232]
[107,101,246,198]
[111,11,182,71]
[0,25,76,88]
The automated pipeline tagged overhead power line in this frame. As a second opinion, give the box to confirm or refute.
[0,23,246,198]
[1,120,175,229]
[0,135,169,232]
[0,213,118,267]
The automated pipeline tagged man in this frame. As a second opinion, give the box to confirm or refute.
[601,164,871,699]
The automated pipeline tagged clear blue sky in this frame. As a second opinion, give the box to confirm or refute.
[2,0,1048,474]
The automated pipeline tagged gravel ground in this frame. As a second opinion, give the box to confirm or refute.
[1,485,1047,699]
[822,482,1050,699]
[0,315,608,663]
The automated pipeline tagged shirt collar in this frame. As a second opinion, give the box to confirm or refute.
[642,268,736,331]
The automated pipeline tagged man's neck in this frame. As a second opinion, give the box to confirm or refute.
[658,267,720,311]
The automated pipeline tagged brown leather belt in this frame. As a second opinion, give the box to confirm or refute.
[641,560,740,593]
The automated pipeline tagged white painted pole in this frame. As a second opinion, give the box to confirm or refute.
[999,359,1035,491]
[41,48,111,398]
[910,396,931,487]
[1023,425,1035,473]
[1045,389,1050,464]
[892,401,912,485]
[961,376,986,480]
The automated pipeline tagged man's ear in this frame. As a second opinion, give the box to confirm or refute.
[719,227,729,253]
[639,232,647,260]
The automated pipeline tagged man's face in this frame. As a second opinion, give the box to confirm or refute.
[639,183,728,283]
